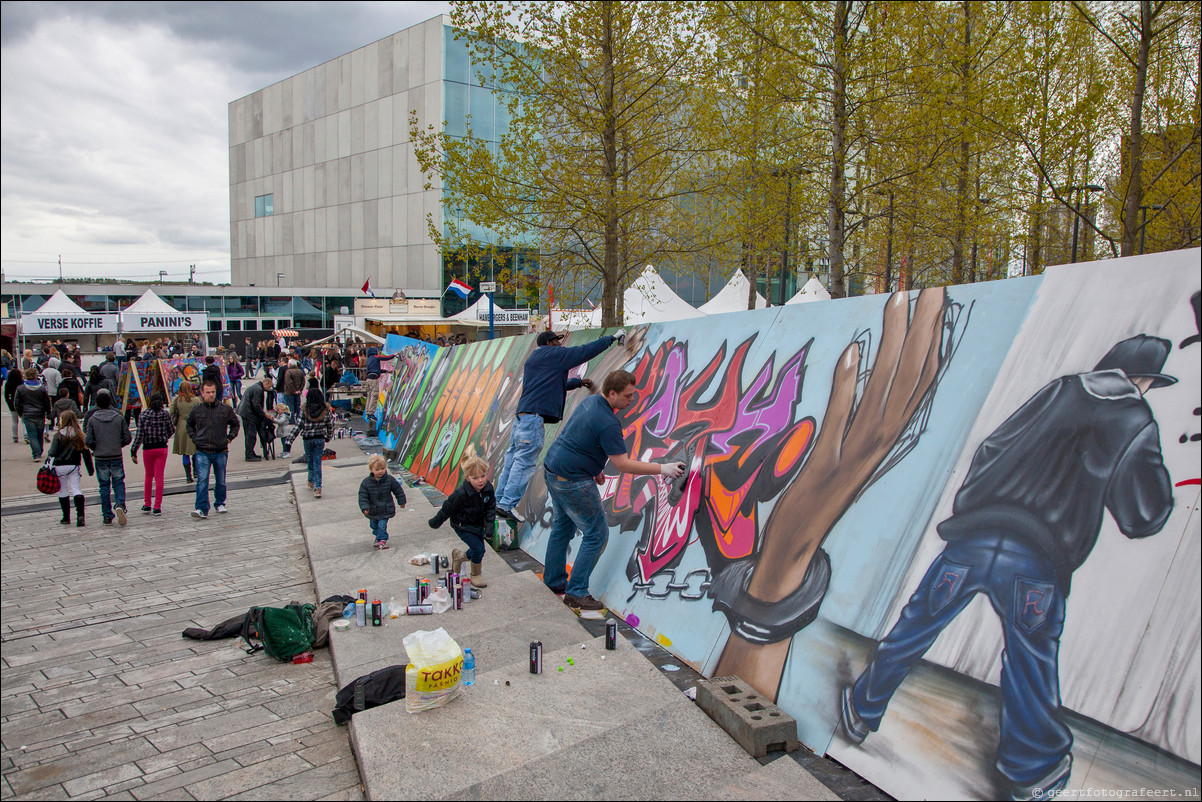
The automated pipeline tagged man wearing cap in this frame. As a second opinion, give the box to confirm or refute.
[363,346,397,422]
[493,329,626,523]
[840,335,1177,800]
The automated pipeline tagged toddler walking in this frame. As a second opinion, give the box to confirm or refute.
[428,455,495,587]
[358,455,407,550]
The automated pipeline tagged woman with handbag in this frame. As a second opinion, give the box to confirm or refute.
[47,410,94,527]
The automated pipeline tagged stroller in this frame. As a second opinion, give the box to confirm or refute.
[264,404,295,459]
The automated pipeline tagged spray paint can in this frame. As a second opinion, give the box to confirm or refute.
[605,619,617,650]
[359,588,368,601]
[454,578,464,610]
[406,604,434,615]
[407,585,418,606]
[371,600,382,626]
[355,599,367,627]
[530,641,543,674]
[461,577,471,605]
[429,555,440,576]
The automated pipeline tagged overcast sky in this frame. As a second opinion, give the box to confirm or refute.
[0,0,450,285]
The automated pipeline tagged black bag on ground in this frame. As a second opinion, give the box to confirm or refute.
[182,613,247,641]
[332,664,407,724]
[240,602,316,662]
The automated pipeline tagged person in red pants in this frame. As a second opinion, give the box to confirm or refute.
[130,391,174,516]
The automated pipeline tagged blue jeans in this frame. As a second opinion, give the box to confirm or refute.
[370,518,389,542]
[849,531,1071,786]
[542,470,609,597]
[193,451,228,514]
[454,526,486,564]
[95,458,126,519]
[304,437,324,489]
[284,393,300,417]
[23,419,45,458]
[494,413,545,510]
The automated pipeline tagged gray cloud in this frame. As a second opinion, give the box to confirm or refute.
[1,1,448,283]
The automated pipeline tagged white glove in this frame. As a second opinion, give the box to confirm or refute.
[613,329,627,345]
[659,461,686,480]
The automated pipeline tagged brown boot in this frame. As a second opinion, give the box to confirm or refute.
[470,561,487,588]
[451,548,468,573]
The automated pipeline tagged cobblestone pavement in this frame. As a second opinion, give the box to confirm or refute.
[0,439,364,801]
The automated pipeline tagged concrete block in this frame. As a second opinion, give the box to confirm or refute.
[695,676,799,758]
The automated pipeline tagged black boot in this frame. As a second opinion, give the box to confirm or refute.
[74,495,86,527]
[59,497,71,524]
[184,462,193,483]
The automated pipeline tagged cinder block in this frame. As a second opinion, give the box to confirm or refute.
[694,676,799,758]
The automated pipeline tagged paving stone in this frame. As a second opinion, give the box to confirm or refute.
[182,754,312,799]
[60,761,144,796]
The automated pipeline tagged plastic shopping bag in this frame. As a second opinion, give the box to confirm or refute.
[427,587,453,614]
[404,628,464,713]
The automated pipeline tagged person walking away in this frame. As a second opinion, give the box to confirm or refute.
[41,356,63,398]
[53,387,80,419]
[494,329,626,523]
[170,381,201,482]
[47,410,94,527]
[99,352,120,389]
[428,454,496,587]
[362,346,397,422]
[187,380,240,519]
[236,374,274,462]
[5,363,24,443]
[282,359,305,417]
[541,369,685,610]
[358,454,407,550]
[59,366,84,409]
[286,382,335,497]
[226,354,245,404]
[14,367,52,459]
[130,391,174,516]
[83,365,114,415]
[85,389,132,526]
[201,355,224,402]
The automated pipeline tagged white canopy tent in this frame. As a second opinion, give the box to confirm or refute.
[121,289,208,333]
[698,269,767,314]
[574,265,706,329]
[20,290,118,335]
[451,297,531,327]
[786,276,832,304]
[306,325,385,348]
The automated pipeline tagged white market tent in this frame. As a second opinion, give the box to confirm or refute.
[786,276,832,304]
[121,289,208,333]
[574,265,706,329]
[451,297,531,327]
[546,308,596,332]
[20,290,118,335]
[306,325,385,348]
[698,269,767,314]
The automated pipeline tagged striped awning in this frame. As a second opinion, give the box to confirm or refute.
[272,329,299,338]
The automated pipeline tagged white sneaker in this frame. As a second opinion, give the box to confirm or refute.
[215,504,228,514]
[280,451,291,458]
[191,509,208,520]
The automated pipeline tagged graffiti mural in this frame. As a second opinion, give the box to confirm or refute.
[159,358,232,402]
[376,335,439,452]
[377,250,1201,800]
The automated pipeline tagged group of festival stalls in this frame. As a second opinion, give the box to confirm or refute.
[14,289,219,413]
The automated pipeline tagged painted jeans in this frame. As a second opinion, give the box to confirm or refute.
[542,470,609,598]
[848,530,1072,786]
[494,413,544,511]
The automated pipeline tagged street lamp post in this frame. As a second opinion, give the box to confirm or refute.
[1066,184,1104,263]
[159,270,167,284]
[1138,204,1164,254]
[276,272,285,288]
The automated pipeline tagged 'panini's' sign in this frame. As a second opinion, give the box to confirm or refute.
[21,313,119,334]
[121,311,207,332]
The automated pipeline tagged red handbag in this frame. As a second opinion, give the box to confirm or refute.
[37,459,60,495]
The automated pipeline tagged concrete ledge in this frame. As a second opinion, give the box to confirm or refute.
[696,676,800,758]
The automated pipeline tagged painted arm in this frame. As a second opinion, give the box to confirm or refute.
[714,289,945,700]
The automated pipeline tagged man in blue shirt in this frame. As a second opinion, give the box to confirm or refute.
[363,346,396,421]
[494,330,624,522]
[542,369,685,610]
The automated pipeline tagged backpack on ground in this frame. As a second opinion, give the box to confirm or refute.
[240,602,316,662]
[332,664,407,724]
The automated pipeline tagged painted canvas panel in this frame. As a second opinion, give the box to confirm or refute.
[829,251,1201,799]
[376,334,439,452]
[159,358,232,402]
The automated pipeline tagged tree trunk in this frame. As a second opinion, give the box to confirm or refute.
[951,1,971,285]
[1122,0,1151,257]
[600,7,622,326]
[828,0,849,298]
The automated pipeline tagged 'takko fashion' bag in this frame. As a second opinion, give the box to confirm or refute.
[37,458,60,495]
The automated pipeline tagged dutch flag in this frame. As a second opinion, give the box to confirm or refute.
[447,278,473,299]
[361,278,375,298]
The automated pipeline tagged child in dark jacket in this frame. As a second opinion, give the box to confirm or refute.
[358,454,407,550]
[428,455,495,587]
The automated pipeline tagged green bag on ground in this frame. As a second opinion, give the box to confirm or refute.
[240,603,317,662]
[490,518,517,551]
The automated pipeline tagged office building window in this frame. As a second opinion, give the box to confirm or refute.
[255,194,274,217]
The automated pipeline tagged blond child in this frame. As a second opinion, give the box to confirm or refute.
[428,454,496,587]
[358,455,407,550]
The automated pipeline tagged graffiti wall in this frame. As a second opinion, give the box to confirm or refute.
[375,335,439,450]
[159,358,233,402]
[379,251,1201,799]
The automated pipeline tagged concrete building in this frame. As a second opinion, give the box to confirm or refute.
[230,15,476,298]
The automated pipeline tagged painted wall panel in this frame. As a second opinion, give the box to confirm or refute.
[378,251,1201,800]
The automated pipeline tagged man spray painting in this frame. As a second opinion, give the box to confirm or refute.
[840,335,1176,800]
